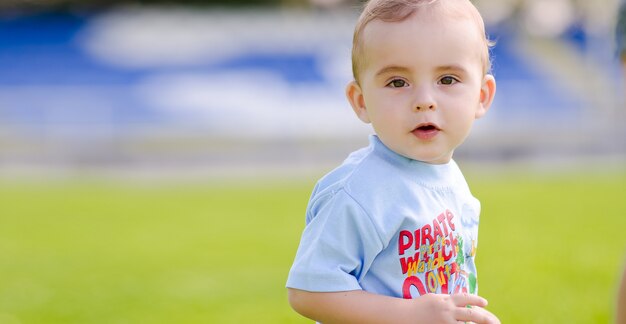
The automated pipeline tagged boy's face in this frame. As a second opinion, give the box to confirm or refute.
[346,9,495,164]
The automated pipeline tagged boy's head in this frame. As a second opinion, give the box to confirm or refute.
[345,0,496,164]
[351,0,492,83]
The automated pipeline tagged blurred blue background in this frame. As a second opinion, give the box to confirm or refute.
[0,0,624,177]
[1,2,625,323]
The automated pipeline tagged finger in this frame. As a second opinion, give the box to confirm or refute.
[455,305,499,324]
[451,293,488,307]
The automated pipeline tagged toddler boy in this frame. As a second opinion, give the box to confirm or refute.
[287,0,499,322]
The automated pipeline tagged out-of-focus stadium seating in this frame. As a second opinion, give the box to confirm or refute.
[0,4,623,175]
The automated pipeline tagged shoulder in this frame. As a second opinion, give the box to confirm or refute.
[307,151,431,232]
[307,144,383,216]
[315,143,405,195]
[448,159,481,216]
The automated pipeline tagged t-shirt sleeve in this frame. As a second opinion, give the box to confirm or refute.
[286,189,384,292]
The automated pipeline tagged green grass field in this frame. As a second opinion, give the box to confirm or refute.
[0,169,625,323]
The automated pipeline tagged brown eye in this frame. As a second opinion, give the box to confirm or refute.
[440,76,457,85]
[389,79,407,88]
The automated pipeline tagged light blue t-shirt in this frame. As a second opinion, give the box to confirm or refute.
[287,135,481,299]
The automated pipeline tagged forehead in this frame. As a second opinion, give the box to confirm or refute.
[359,6,484,75]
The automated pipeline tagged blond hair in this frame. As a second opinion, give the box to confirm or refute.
[351,0,493,82]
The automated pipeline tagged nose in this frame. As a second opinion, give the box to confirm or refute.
[412,86,436,111]
[415,103,435,111]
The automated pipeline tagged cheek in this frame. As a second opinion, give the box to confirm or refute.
[365,92,403,114]
[444,88,481,109]
[441,97,478,125]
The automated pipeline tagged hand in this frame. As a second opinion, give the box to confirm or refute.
[409,293,500,324]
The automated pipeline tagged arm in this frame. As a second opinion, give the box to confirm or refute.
[288,288,500,324]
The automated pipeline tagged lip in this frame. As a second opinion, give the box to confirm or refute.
[411,122,441,140]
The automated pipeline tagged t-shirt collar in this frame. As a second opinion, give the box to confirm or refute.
[369,134,458,187]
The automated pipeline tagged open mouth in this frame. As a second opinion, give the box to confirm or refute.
[416,124,438,131]
[412,123,440,140]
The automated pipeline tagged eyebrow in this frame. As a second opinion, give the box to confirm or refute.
[374,65,411,77]
[374,64,469,77]
[435,64,468,74]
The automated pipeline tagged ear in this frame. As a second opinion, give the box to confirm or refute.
[346,81,371,123]
[475,74,496,119]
